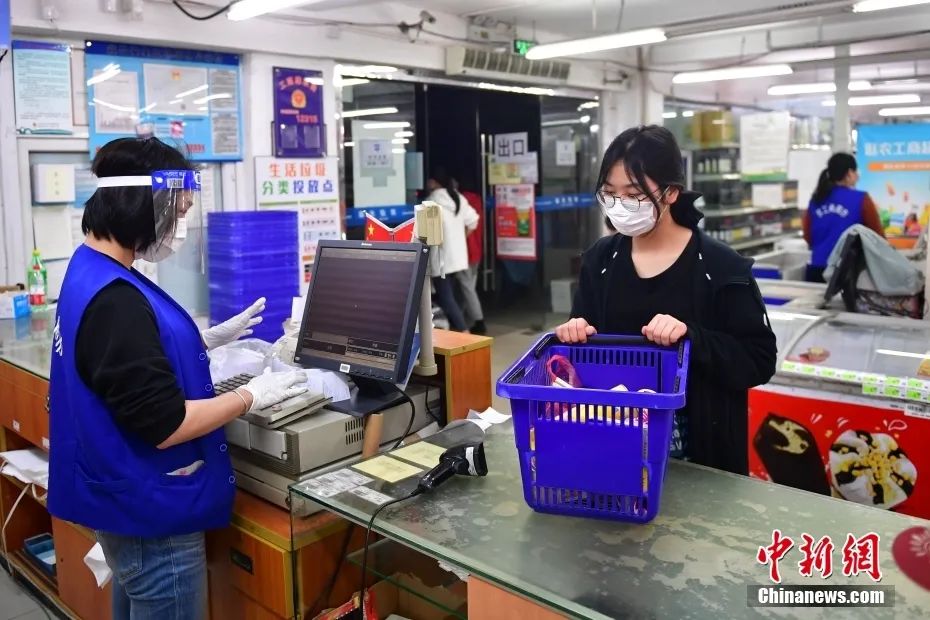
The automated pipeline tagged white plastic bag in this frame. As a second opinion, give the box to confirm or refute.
[209,339,272,383]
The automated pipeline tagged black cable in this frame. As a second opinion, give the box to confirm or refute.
[423,384,443,427]
[171,0,232,20]
[307,525,355,615]
[0,50,9,65]
[391,389,416,450]
[358,492,420,614]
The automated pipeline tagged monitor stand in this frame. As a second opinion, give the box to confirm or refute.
[328,375,405,418]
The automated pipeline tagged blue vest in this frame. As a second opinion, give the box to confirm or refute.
[48,245,234,537]
[808,186,867,268]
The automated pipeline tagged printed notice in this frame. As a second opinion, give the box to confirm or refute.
[209,69,239,110]
[94,70,140,134]
[391,442,446,469]
[349,486,395,506]
[211,113,240,155]
[301,468,373,498]
[352,455,423,483]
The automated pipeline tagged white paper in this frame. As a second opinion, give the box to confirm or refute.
[93,70,140,134]
[751,184,785,208]
[437,560,470,582]
[33,206,74,260]
[83,543,112,588]
[199,165,218,217]
[495,132,529,161]
[45,259,69,301]
[0,449,50,489]
[291,297,307,324]
[555,140,576,167]
[300,468,373,498]
[13,44,74,134]
[349,486,394,506]
[143,64,208,117]
[740,111,791,179]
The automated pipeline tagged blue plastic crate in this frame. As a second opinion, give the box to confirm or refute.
[497,334,690,524]
[23,533,56,578]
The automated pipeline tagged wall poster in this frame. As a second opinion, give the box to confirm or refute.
[12,40,73,134]
[85,40,243,161]
[273,67,325,158]
[254,156,341,294]
[495,184,536,261]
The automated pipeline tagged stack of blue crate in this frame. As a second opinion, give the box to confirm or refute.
[207,211,299,343]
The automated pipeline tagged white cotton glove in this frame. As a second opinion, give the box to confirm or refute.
[240,369,307,412]
[202,297,266,351]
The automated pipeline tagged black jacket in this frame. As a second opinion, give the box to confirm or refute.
[571,230,777,474]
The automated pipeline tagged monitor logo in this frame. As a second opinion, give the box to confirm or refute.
[340,363,351,373]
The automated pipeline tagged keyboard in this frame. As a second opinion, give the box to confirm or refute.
[214,373,331,429]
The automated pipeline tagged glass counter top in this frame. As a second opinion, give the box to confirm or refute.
[291,424,930,620]
[0,311,55,379]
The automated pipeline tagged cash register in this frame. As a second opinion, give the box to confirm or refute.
[217,240,438,510]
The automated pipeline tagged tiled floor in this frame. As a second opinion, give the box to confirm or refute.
[0,568,53,620]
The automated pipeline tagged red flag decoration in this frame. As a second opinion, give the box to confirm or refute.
[364,213,417,242]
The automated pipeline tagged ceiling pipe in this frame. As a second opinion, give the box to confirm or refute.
[765,26,930,52]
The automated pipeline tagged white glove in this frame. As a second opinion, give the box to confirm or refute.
[202,297,265,351]
[240,369,307,412]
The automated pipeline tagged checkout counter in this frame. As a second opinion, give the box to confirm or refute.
[0,310,492,619]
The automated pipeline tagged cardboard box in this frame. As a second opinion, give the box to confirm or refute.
[0,292,30,319]
[315,573,467,620]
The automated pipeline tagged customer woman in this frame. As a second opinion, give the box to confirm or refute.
[426,168,479,332]
[803,152,885,282]
[48,137,306,619]
[556,125,777,475]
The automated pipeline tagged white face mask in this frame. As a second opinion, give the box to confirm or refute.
[135,218,187,263]
[603,189,669,237]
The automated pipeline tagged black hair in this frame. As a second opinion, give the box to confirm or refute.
[597,125,701,229]
[430,166,462,215]
[812,152,857,205]
[82,137,194,252]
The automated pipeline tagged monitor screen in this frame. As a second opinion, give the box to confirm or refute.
[294,241,428,383]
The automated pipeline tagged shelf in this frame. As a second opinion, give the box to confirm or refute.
[693,173,741,182]
[348,539,467,619]
[690,143,740,151]
[728,232,803,251]
[704,204,800,219]
[9,549,58,593]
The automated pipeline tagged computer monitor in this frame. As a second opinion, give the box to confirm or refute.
[294,240,429,416]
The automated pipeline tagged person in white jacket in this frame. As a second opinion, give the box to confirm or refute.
[426,168,479,332]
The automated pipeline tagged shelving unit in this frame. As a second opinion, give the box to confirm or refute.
[703,204,799,219]
[730,232,803,251]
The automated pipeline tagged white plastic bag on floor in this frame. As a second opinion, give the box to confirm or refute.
[209,339,272,383]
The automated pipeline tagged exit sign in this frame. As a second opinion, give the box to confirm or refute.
[513,39,536,56]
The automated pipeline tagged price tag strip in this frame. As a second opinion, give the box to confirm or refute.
[780,362,930,404]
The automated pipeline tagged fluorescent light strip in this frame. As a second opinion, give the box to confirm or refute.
[344,141,355,148]
[682,110,695,117]
[392,148,406,154]
[392,138,410,145]
[822,93,920,106]
[662,111,678,119]
[879,106,930,116]
[341,106,399,118]
[304,77,325,86]
[363,121,411,129]
[228,0,326,21]
[875,349,930,360]
[395,131,414,138]
[336,78,370,88]
[340,65,398,75]
[477,82,555,96]
[767,81,871,96]
[525,28,666,60]
[577,101,599,110]
[853,0,930,13]
[673,64,792,84]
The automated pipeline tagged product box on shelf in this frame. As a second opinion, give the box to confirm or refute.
[0,292,30,319]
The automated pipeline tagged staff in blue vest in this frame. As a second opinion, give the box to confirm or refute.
[48,138,307,620]
[803,153,885,282]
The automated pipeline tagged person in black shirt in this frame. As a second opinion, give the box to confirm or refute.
[556,125,777,475]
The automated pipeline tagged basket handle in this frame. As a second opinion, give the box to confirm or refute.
[532,334,651,359]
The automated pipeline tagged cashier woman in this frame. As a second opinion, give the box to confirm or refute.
[48,137,306,619]
[557,125,777,475]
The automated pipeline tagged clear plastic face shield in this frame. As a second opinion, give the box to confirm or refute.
[96,170,204,268]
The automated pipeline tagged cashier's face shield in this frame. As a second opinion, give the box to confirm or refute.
[96,170,203,267]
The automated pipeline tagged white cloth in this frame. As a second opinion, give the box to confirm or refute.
[428,188,479,275]
[84,543,113,588]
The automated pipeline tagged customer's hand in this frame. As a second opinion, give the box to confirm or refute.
[240,369,307,412]
[202,298,265,350]
[555,318,597,343]
[642,314,687,346]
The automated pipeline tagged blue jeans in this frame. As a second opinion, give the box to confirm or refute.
[96,531,207,620]
[433,275,468,332]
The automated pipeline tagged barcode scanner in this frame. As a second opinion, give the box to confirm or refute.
[417,442,488,493]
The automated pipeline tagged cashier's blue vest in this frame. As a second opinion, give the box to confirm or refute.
[808,186,866,268]
[48,245,234,537]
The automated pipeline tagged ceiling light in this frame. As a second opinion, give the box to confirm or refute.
[340,65,398,75]
[682,110,695,117]
[335,77,370,88]
[853,0,930,13]
[767,81,871,96]
[579,115,591,124]
[879,106,930,116]
[525,28,667,60]
[341,106,399,118]
[477,82,555,96]
[363,121,411,129]
[673,64,793,84]
[175,84,208,98]
[590,124,599,132]
[193,93,232,104]
[875,348,930,360]
[822,93,920,106]
[228,0,326,21]
[344,141,355,148]
[395,131,414,138]
[392,148,406,154]
[304,77,325,86]
[578,101,599,110]
[662,111,678,119]
[392,138,410,145]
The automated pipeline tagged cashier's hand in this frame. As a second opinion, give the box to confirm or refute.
[201,297,266,351]
[556,318,597,343]
[240,369,307,413]
[642,314,687,347]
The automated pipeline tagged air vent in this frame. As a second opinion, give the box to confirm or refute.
[344,418,364,446]
[446,47,571,85]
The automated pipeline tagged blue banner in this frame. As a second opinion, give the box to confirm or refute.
[273,67,325,158]
[84,40,243,162]
[0,0,10,51]
[857,124,930,238]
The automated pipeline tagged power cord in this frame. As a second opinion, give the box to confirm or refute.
[357,491,420,615]
[391,390,416,450]
[171,0,232,20]
[306,524,355,616]
[0,50,9,65]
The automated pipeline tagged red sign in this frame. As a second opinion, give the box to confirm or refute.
[495,184,536,261]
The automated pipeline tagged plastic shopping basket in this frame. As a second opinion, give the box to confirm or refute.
[496,334,690,523]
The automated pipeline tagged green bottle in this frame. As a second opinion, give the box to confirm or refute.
[27,249,48,310]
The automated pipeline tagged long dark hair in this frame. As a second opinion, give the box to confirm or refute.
[812,153,857,205]
[598,125,701,229]
[430,167,461,215]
